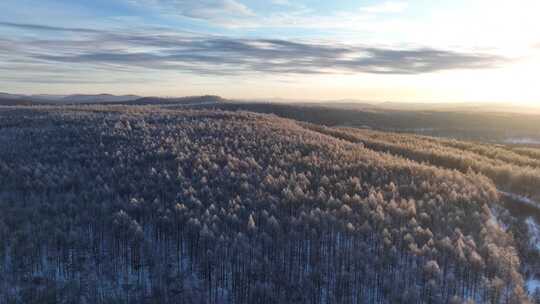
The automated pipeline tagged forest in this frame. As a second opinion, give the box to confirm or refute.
[184,102,540,143]
[0,106,538,303]
[301,125,540,200]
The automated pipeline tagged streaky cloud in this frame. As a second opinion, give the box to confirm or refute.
[0,22,508,83]
[0,21,101,33]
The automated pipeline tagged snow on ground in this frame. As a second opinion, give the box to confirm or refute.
[488,207,509,231]
[500,191,540,210]
[525,217,540,294]
[526,217,540,252]
[528,279,540,293]
[494,193,540,294]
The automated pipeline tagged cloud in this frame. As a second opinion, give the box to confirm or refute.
[0,21,101,33]
[0,22,507,82]
[0,75,147,84]
[360,1,408,14]
[129,0,254,22]
[126,0,403,29]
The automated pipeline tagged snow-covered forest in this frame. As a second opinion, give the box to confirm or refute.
[0,106,536,303]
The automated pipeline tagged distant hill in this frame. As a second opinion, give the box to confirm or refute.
[0,92,227,105]
[0,92,47,105]
[0,97,38,106]
[0,92,25,100]
[130,95,226,105]
[61,94,140,104]
[0,92,140,104]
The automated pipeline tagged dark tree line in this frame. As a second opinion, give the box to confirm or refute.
[0,107,531,303]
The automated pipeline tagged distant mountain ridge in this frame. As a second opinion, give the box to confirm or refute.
[118,95,226,105]
[2,92,537,114]
[61,94,140,103]
[0,93,226,105]
[0,97,37,106]
[0,92,140,104]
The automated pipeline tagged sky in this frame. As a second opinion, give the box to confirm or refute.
[0,0,539,104]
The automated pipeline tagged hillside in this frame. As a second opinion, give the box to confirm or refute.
[186,102,540,144]
[303,125,540,200]
[0,106,532,303]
